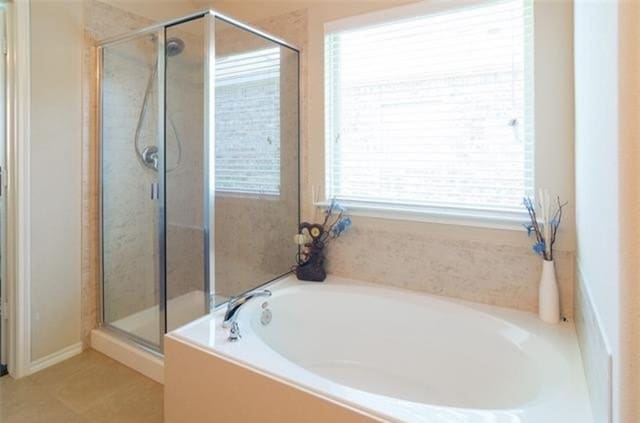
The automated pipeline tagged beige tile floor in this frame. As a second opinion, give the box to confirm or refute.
[0,349,163,423]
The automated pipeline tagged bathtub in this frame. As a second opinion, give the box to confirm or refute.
[167,275,594,422]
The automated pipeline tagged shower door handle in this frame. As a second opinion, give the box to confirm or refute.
[150,182,159,200]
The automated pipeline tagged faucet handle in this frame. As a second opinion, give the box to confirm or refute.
[222,288,273,331]
[226,294,239,310]
[249,288,272,298]
[228,321,241,342]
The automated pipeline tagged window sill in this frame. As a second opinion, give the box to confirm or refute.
[216,190,280,201]
[313,201,529,231]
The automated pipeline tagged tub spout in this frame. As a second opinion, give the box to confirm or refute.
[222,289,272,340]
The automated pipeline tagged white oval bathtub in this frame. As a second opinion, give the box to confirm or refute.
[171,275,593,423]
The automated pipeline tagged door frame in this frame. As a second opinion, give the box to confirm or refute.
[4,0,32,378]
[0,4,8,377]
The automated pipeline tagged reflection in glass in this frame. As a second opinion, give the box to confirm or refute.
[213,18,299,303]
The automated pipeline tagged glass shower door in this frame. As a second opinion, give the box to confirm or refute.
[98,10,299,353]
[101,31,166,350]
[165,17,210,333]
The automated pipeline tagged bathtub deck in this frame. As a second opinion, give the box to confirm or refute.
[167,274,594,423]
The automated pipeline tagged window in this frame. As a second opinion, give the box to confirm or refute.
[325,0,534,217]
[215,48,281,195]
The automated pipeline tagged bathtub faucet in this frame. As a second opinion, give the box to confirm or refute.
[222,289,272,341]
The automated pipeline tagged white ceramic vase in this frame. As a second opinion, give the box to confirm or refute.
[539,259,560,324]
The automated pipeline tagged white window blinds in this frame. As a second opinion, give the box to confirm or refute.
[215,48,281,195]
[325,0,534,214]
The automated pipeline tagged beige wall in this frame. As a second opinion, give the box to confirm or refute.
[30,0,83,360]
[574,0,640,421]
[618,1,640,419]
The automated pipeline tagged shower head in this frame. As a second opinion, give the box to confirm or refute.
[166,37,185,57]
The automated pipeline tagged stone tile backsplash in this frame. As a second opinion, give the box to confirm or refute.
[325,219,574,317]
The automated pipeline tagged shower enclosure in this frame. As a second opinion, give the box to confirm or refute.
[97,11,299,353]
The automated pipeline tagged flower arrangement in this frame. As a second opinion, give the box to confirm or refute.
[319,199,353,243]
[523,189,567,261]
[294,199,352,282]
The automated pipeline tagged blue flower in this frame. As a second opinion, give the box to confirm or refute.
[331,217,352,238]
[523,224,534,237]
[533,241,545,255]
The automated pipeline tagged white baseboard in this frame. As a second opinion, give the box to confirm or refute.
[91,328,164,384]
[29,342,83,374]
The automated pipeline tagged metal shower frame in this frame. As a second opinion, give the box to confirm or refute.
[95,10,300,354]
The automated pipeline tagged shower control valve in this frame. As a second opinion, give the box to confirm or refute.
[141,145,159,170]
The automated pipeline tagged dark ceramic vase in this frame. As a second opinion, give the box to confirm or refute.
[295,247,326,282]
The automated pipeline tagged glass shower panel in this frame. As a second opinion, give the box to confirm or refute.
[101,32,164,348]
[99,11,299,353]
[213,18,300,303]
[165,18,209,332]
